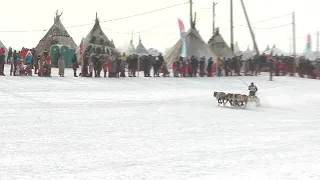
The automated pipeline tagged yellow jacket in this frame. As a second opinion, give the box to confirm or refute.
[216,56,222,67]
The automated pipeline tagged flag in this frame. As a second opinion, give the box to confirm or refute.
[304,34,313,60]
[177,18,186,58]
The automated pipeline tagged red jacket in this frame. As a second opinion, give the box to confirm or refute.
[274,61,281,69]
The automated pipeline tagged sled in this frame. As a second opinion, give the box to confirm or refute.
[248,95,260,106]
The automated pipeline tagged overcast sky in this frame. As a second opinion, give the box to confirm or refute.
[0,0,318,53]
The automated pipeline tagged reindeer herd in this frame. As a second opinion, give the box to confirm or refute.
[213,91,260,108]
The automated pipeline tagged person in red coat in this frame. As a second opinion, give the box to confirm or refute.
[282,61,288,76]
[180,59,187,77]
[274,60,281,76]
[39,51,51,77]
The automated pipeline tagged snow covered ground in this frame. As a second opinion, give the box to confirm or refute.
[1,65,320,180]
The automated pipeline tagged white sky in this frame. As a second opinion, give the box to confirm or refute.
[0,0,318,53]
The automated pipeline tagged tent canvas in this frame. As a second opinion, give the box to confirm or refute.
[81,13,119,66]
[263,44,287,56]
[241,46,256,60]
[234,42,242,56]
[34,11,76,57]
[126,39,136,55]
[135,36,149,56]
[208,29,234,58]
[164,28,216,67]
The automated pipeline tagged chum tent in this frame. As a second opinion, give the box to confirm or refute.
[126,39,136,55]
[263,44,287,56]
[164,28,216,67]
[34,10,76,57]
[207,29,234,59]
[80,13,119,67]
[135,36,149,56]
[241,46,256,60]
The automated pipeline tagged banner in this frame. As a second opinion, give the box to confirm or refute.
[177,18,186,58]
[304,34,313,60]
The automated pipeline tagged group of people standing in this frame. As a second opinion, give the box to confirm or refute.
[78,52,168,78]
[172,56,215,77]
[0,47,34,76]
[1,46,320,80]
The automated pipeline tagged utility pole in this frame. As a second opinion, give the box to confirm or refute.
[189,0,193,27]
[212,2,218,36]
[292,12,296,58]
[240,0,259,55]
[289,36,292,55]
[317,31,319,58]
[230,0,234,52]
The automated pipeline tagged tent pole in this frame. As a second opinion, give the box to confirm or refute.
[189,0,193,27]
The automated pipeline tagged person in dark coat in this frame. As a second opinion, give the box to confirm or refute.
[268,57,274,81]
[119,59,127,77]
[7,47,12,64]
[34,55,40,75]
[199,56,206,77]
[12,50,18,76]
[0,50,5,75]
[131,55,138,77]
[207,57,213,77]
[72,54,79,77]
[191,56,199,77]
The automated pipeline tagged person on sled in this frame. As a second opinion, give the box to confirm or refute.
[248,82,258,97]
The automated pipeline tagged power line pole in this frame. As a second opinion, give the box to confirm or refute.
[212,2,218,36]
[289,36,292,55]
[240,0,259,55]
[292,12,296,58]
[230,0,234,52]
[189,0,193,27]
[317,31,319,58]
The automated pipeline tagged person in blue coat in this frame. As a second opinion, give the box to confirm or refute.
[25,51,33,65]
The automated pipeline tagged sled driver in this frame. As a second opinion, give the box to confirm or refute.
[248,82,258,97]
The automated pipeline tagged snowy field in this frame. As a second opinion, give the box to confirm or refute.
[1,65,320,180]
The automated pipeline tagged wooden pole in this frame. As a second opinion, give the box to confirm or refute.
[292,11,296,58]
[189,0,193,27]
[212,2,217,35]
[317,31,320,58]
[230,0,234,52]
[240,0,259,55]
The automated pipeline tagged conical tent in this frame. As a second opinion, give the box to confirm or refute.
[81,13,119,66]
[207,29,234,58]
[135,36,149,55]
[110,39,115,48]
[264,44,287,56]
[263,45,270,53]
[127,39,136,55]
[164,28,216,67]
[241,46,256,60]
[34,10,76,57]
[234,41,242,56]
